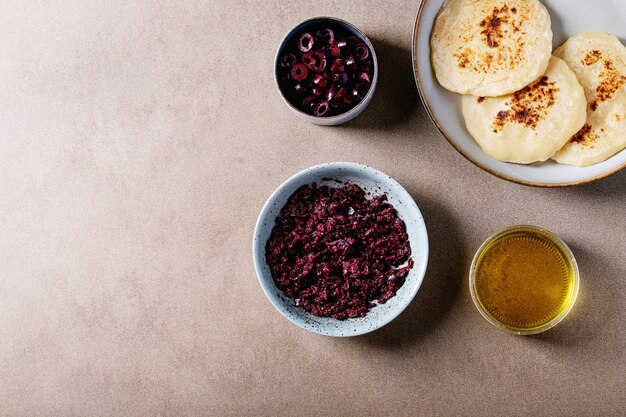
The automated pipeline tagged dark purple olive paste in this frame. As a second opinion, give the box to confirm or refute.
[266,182,414,320]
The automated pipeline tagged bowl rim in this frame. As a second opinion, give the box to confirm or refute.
[274,16,379,122]
[410,0,626,187]
[252,162,429,337]
[468,225,580,335]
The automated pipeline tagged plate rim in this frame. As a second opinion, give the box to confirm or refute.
[411,0,626,187]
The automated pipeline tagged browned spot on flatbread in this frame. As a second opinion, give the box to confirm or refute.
[591,59,626,111]
[455,51,471,68]
[454,40,525,74]
[477,97,485,103]
[454,5,525,74]
[582,50,602,66]
[492,76,560,132]
[480,5,510,48]
[581,50,626,112]
[569,123,599,146]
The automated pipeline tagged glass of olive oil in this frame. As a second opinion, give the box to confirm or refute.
[470,225,579,335]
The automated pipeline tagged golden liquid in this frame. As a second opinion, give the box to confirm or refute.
[473,230,576,330]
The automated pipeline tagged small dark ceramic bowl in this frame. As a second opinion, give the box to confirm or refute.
[274,17,378,126]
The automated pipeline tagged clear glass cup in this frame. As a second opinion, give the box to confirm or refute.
[469,225,579,335]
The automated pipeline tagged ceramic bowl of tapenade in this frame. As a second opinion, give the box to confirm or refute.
[253,162,429,336]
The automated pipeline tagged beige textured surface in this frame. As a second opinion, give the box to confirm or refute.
[1,1,625,416]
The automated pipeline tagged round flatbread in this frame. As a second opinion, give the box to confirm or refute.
[431,0,552,96]
[551,32,626,167]
[462,56,587,164]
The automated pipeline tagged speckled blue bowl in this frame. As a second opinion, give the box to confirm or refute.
[252,162,429,336]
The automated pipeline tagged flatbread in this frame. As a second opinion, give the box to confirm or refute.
[431,0,552,96]
[462,56,587,164]
[552,32,626,167]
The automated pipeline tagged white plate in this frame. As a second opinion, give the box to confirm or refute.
[413,0,626,186]
[252,162,429,337]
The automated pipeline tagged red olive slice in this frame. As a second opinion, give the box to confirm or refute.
[354,43,369,60]
[298,33,314,52]
[290,63,308,81]
[312,74,328,88]
[314,101,329,116]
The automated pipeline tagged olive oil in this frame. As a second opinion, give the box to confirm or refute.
[470,226,579,334]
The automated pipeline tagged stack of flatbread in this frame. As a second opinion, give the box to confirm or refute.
[431,0,626,166]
